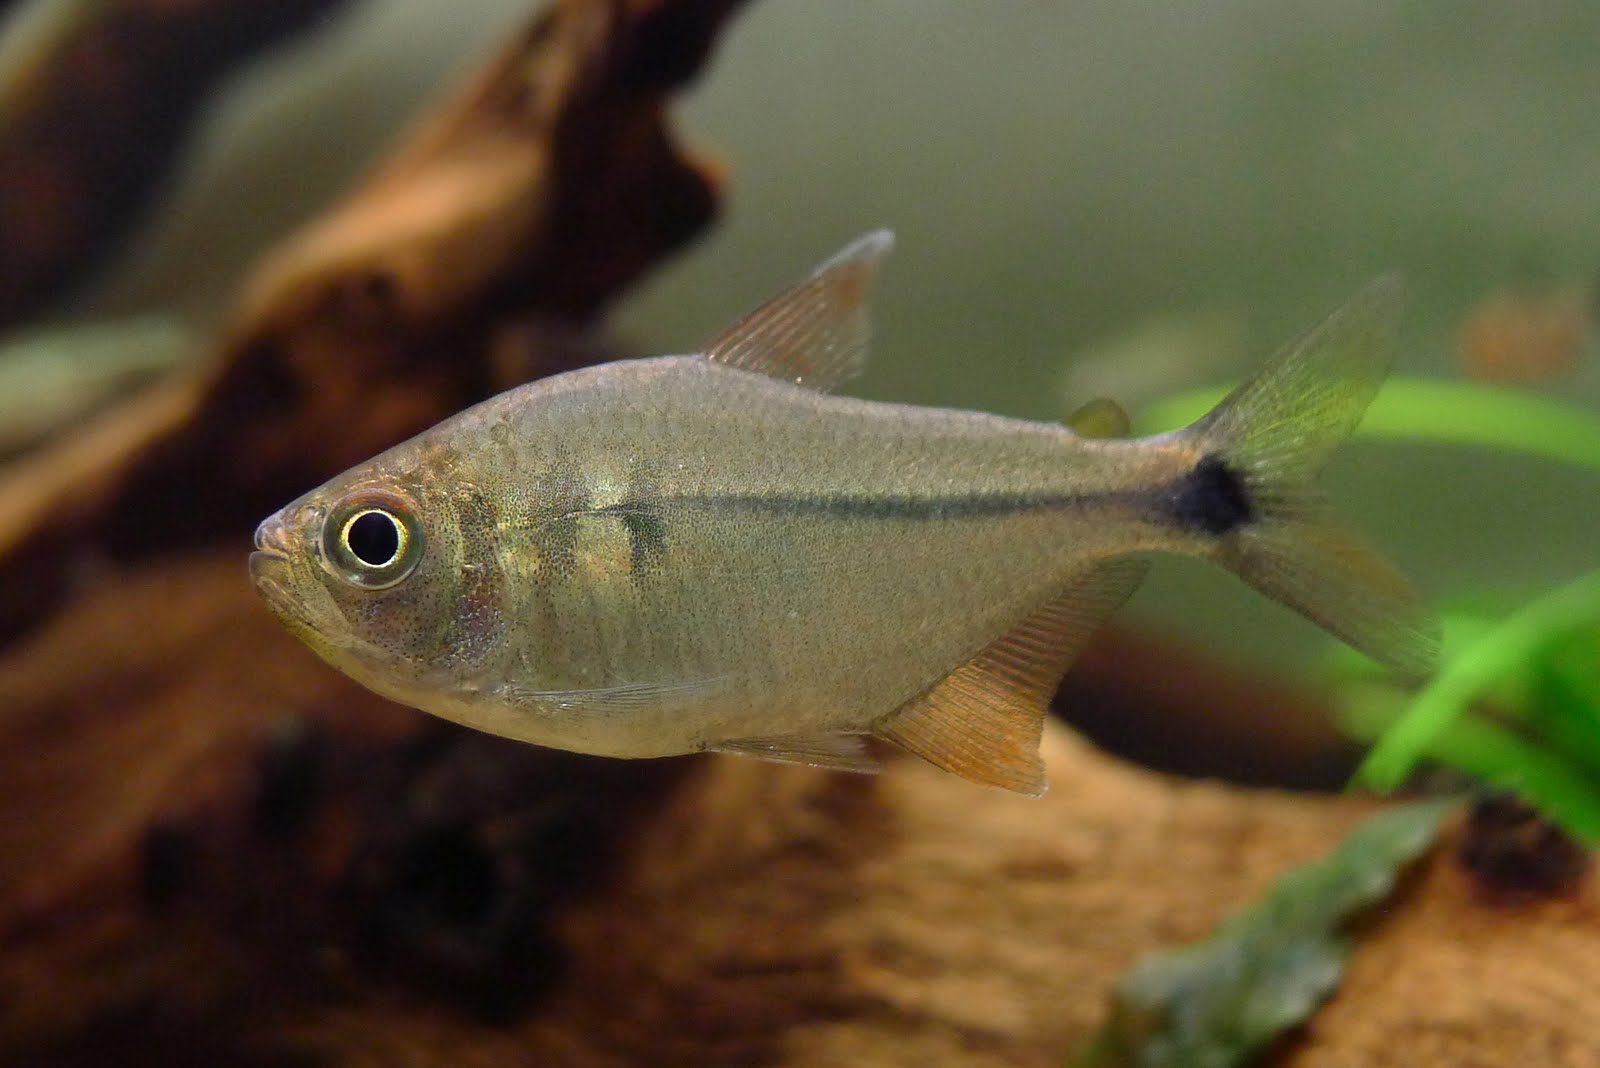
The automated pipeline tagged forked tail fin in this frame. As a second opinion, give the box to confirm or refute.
[1181,276,1439,678]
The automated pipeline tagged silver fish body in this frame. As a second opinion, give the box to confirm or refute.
[252,232,1437,794]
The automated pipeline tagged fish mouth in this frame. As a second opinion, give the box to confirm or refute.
[249,551,292,608]
[249,517,297,614]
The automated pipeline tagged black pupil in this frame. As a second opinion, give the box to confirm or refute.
[347,511,401,567]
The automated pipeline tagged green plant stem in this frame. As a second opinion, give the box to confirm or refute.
[1138,378,1600,474]
[1340,689,1600,841]
[1353,569,1600,791]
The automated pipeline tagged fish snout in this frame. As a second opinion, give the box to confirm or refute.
[251,512,297,559]
[249,514,299,595]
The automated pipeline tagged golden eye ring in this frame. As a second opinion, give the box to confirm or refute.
[323,491,424,590]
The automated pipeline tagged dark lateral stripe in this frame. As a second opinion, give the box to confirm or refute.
[596,491,1119,522]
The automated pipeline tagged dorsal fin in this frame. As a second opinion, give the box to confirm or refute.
[874,556,1150,796]
[702,230,894,392]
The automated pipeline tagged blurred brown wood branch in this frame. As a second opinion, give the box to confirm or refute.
[0,0,358,326]
[0,0,739,647]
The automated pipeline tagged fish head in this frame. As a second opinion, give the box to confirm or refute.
[250,448,506,704]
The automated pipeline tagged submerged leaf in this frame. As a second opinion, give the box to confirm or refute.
[1073,800,1453,1068]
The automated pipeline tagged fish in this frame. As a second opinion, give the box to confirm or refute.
[250,231,1437,796]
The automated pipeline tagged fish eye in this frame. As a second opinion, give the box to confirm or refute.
[345,510,403,567]
[323,491,424,590]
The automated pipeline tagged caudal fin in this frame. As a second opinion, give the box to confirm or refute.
[1183,276,1439,678]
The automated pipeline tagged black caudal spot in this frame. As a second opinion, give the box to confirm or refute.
[347,511,401,566]
[1169,455,1254,536]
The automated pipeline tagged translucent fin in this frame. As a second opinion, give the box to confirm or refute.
[1218,511,1438,679]
[702,230,894,392]
[710,734,881,775]
[1065,396,1131,438]
[1193,275,1403,482]
[875,557,1150,797]
[1184,276,1439,678]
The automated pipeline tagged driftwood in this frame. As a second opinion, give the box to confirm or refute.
[0,0,737,645]
[0,0,356,327]
[0,1,1596,1065]
[2,554,1597,1066]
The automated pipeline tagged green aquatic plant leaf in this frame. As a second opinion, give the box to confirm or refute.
[1138,378,1600,475]
[1339,686,1600,843]
[1073,800,1453,1068]
[1528,627,1600,782]
[1354,568,1600,791]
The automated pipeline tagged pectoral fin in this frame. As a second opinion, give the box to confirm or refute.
[702,230,893,392]
[498,677,731,714]
[875,556,1150,796]
[710,734,881,775]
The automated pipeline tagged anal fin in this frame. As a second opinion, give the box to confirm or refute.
[875,556,1150,796]
[710,734,881,775]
